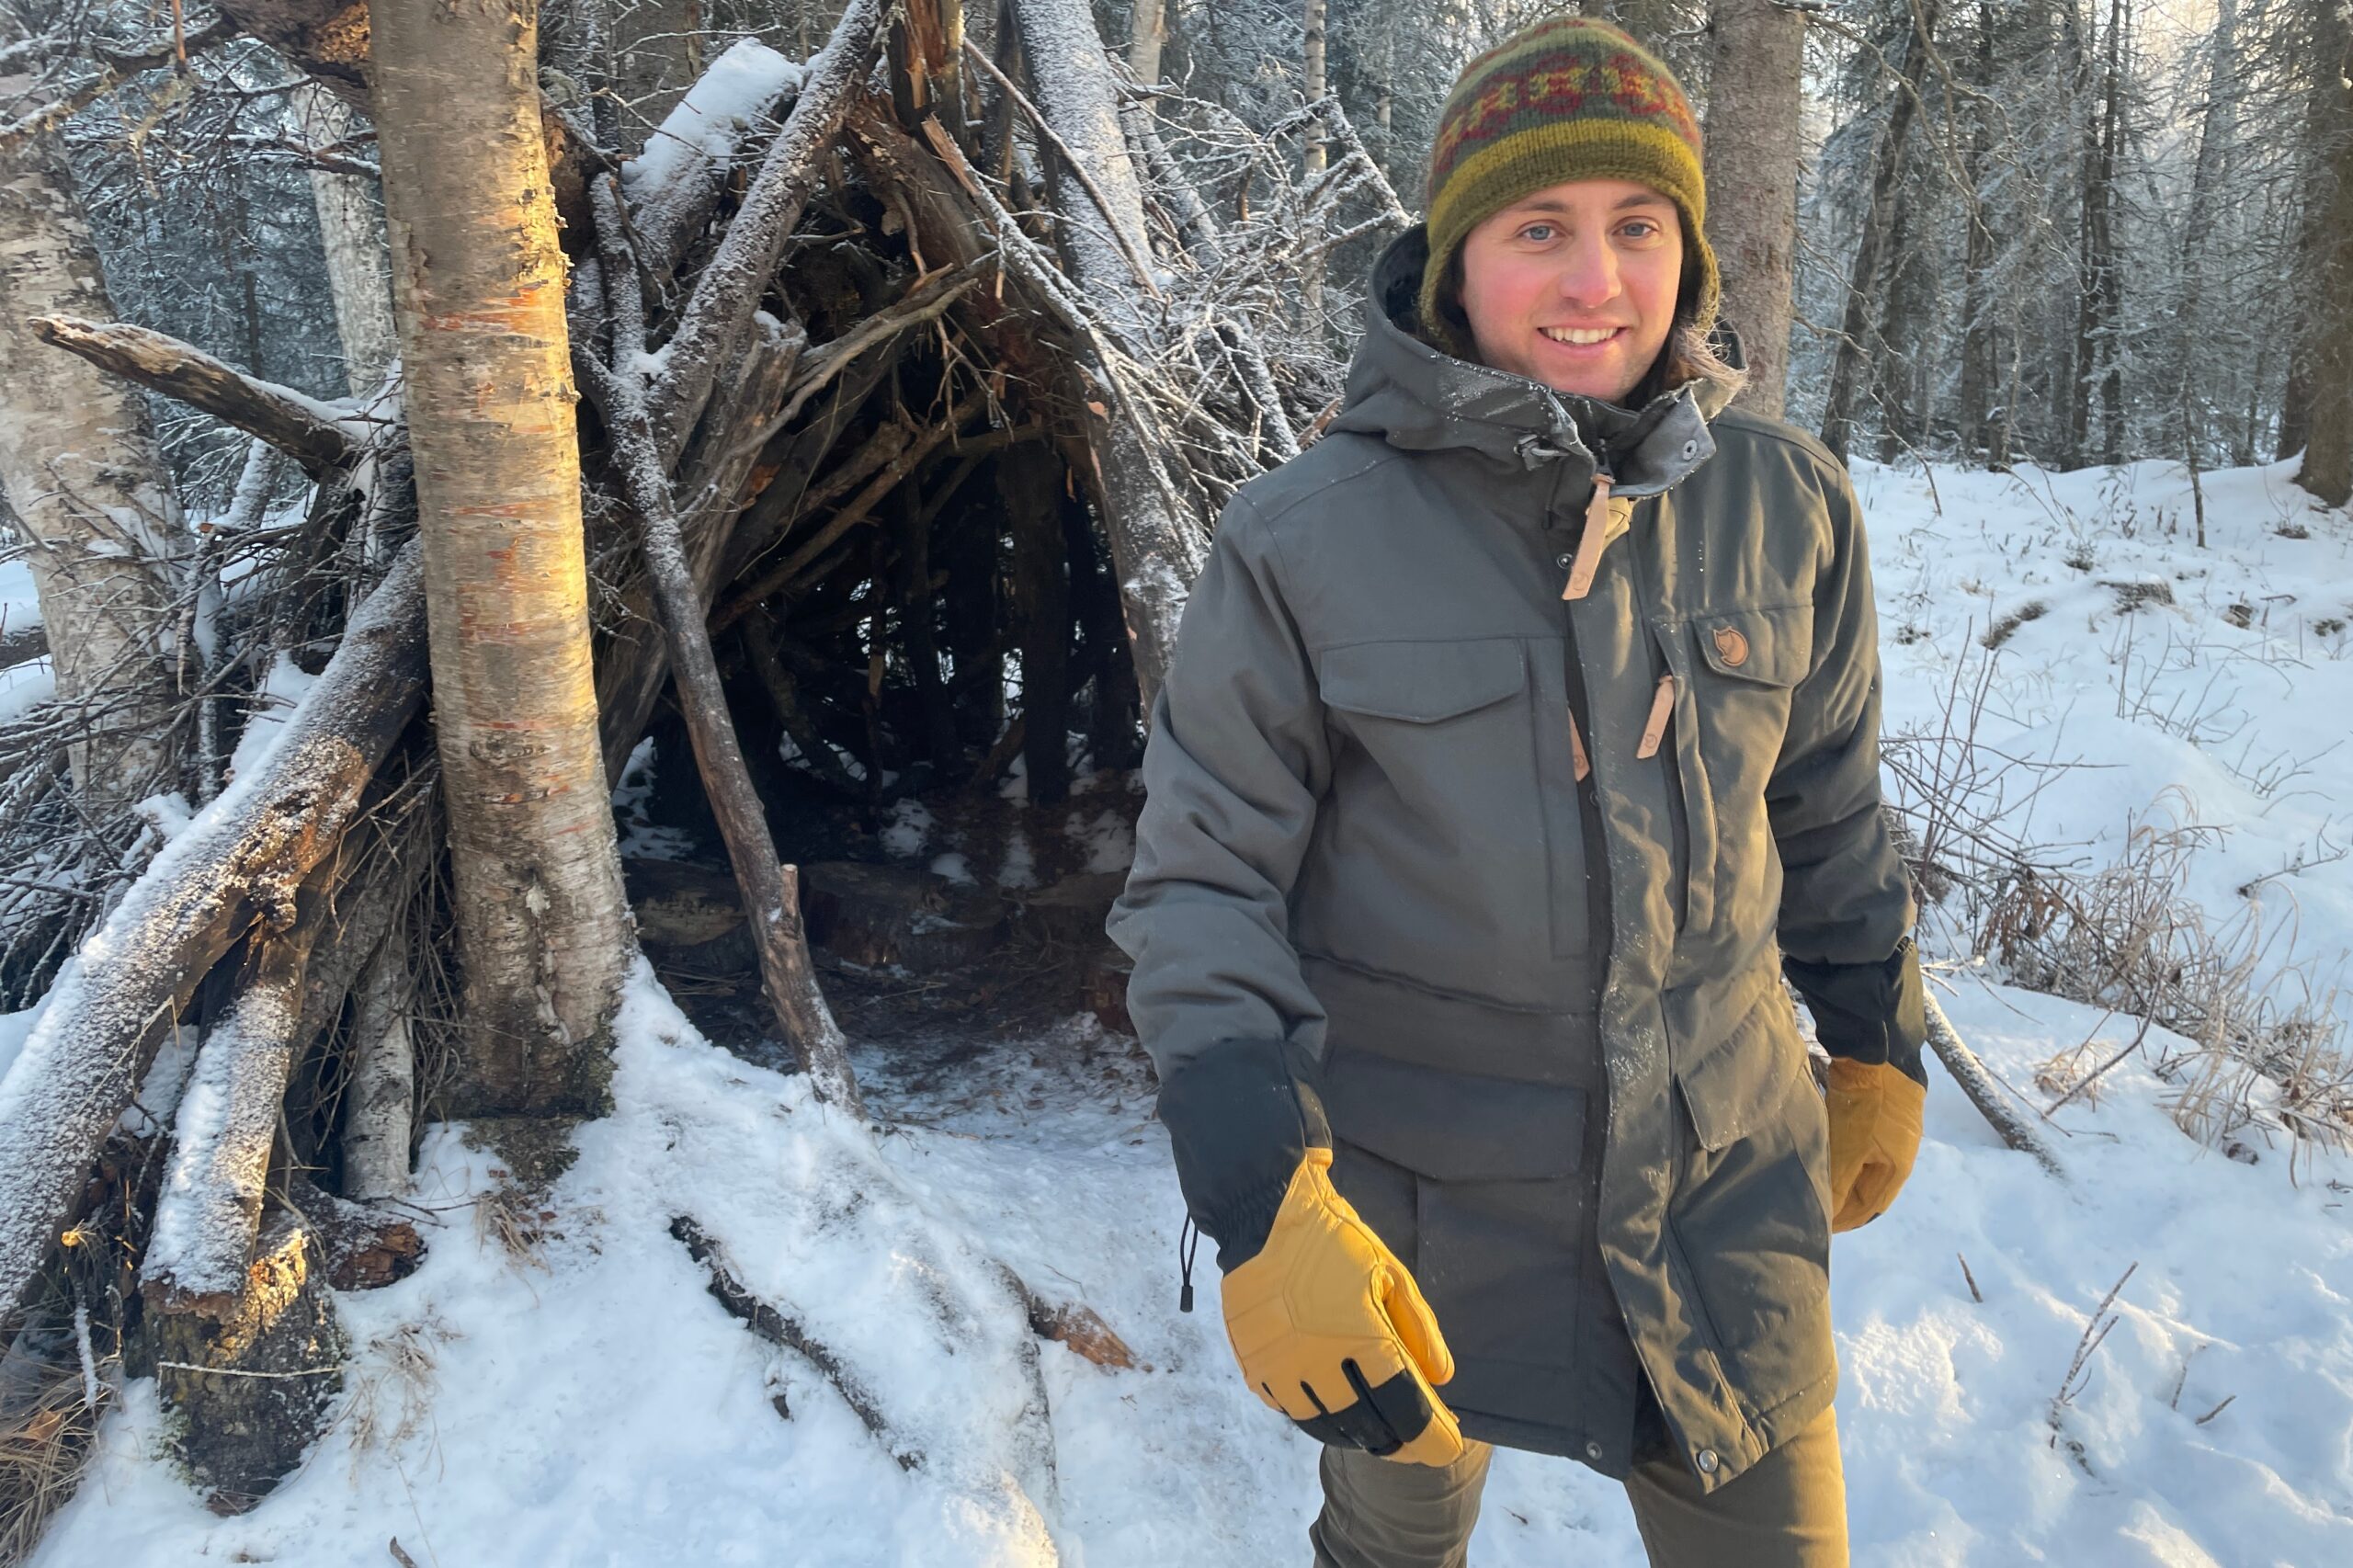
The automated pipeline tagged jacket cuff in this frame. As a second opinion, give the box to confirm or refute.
[1783,932,1928,1087]
[1155,1037,1331,1270]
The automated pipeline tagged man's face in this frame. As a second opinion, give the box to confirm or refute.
[1457,178,1684,404]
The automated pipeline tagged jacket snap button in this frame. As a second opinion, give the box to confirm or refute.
[1712,626,1749,667]
[1585,1440,1604,1461]
[1696,1449,1720,1474]
[1681,439,1699,459]
[1555,551,1573,569]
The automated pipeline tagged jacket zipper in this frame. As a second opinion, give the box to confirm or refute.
[1559,458,1614,1000]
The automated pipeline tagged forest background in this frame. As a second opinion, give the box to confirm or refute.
[2,0,2351,1558]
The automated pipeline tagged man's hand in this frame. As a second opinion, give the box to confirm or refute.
[1220,1149,1465,1465]
[1824,1057,1926,1231]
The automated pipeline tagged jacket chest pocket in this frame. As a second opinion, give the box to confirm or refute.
[1655,604,1812,949]
[1313,639,1583,971]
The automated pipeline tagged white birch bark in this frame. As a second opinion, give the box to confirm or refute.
[1008,0,1203,711]
[0,118,182,812]
[291,84,398,398]
[339,937,415,1201]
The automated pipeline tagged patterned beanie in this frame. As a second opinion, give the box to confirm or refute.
[1417,17,1719,362]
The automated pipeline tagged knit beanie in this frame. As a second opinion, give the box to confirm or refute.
[1417,16,1719,363]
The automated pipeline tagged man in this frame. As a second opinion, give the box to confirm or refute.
[1106,17,1928,1567]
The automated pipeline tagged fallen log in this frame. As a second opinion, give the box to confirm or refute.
[140,874,337,1317]
[28,316,356,477]
[149,1209,347,1514]
[0,545,427,1319]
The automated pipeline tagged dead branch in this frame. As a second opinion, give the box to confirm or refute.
[28,316,354,476]
[595,314,802,786]
[647,0,892,466]
[668,1213,917,1467]
[1926,989,2068,1180]
[711,389,988,634]
[584,176,864,1117]
[0,16,242,148]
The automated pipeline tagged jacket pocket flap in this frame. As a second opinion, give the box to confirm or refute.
[1676,993,1808,1152]
[1692,603,1813,687]
[1319,1046,1585,1181]
[1317,639,1526,722]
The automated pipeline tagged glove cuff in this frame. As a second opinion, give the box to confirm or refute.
[1156,1037,1330,1270]
[1784,931,1929,1087]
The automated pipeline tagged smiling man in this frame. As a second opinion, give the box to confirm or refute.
[1108,17,1928,1568]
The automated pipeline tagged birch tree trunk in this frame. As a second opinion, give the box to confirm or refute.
[291,84,398,397]
[369,0,632,1116]
[0,120,182,813]
[1702,0,1806,418]
[1302,0,1328,176]
[1130,0,1167,86]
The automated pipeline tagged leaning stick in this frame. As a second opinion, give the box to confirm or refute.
[581,176,865,1119]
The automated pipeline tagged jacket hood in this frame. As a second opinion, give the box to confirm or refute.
[1328,225,1738,496]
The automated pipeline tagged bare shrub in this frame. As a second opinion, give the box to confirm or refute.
[1888,638,2353,1159]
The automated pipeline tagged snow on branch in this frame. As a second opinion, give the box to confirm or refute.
[0,546,428,1318]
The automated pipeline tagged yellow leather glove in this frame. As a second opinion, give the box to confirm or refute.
[1824,1057,1927,1232]
[1219,1148,1465,1465]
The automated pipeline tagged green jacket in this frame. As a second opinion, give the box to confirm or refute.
[1107,228,1927,1491]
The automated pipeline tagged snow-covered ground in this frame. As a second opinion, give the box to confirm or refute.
[32,458,2353,1565]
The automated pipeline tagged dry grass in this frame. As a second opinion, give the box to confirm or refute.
[337,1315,458,1475]
[1973,790,2353,1154]
[1896,632,2353,1165]
[0,1301,113,1567]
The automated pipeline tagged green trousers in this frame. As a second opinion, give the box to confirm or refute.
[1308,1406,1848,1568]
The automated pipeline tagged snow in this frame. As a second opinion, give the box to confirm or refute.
[28,462,2353,1563]
[621,40,806,213]
[0,654,53,725]
[224,653,322,786]
[882,797,935,858]
[0,555,41,630]
[612,736,698,861]
[1867,455,2353,1047]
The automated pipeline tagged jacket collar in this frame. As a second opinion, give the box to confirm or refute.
[1327,226,1736,497]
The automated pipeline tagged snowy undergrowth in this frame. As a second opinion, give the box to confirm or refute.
[1867,455,2353,1146]
[31,457,2353,1565]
